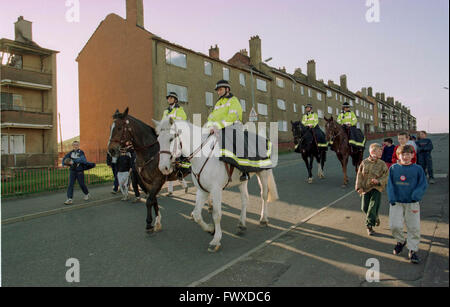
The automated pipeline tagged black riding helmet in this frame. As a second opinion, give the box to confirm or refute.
[214,80,231,91]
[166,92,179,102]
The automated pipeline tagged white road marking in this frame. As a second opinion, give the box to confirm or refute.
[187,189,355,287]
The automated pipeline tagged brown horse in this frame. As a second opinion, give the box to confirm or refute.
[324,116,364,187]
[107,108,186,233]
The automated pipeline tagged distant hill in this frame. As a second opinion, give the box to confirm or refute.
[58,136,80,152]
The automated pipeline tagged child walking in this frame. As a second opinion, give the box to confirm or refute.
[356,143,389,236]
[381,138,395,169]
[388,145,428,264]
[117,148,132,201]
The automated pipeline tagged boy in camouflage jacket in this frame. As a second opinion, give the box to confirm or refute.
[356,143,389,235]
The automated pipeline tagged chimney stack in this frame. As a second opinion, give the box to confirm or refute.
[249,35,262,67]
[294,68,302,77]
[209,45,220,59]
[307,60,316,81]
[15,16,33,43]
[340,74,347,90]
[126,0,144,28]
[381,92,385,101]
[361,87,367,96]
[367,87,373,97]
[239,49,248,56]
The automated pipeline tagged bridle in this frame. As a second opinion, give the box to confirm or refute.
[326,121,345,145]
[158,121,216,193]
[109,118,158,151]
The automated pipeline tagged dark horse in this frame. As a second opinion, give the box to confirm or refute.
[324,116,364,187]
[291,121,327,184]
[107,108,186,233]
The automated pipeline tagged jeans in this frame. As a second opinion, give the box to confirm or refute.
[67,170,89,199]
[111,163,119,192]
[418,153,434,179]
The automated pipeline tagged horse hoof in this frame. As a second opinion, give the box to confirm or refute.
[259,220,269,227]
[236,225,247,235]
[208,244,221,253]
[146,227,154,234]
[154,224,162,232]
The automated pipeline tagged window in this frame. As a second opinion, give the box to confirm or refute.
[293,104,298,113]
[335,93,338,100]
[356,109,360,116]
[239,73,246,86]
[370,115,373,121]
[308,88,312,97]
[317,109,324,118]
[223,67,230,81]
[1,135,8,154]
[357,123,361,129]
[257,103,268,116]
[1,52,22,69]
[317,92,322,101]
[370,104,373,110]
[256,79,267,92]
[340,95,343,102]
[344,97,347,103]
[205,92,213,107]
[328,106,333,114]
[167,83,188,102]
[165,48,186,68]
[336,108,339,115]
[277,99,286,110]
[3,135,25,154]
[204,61,212,76]
[240,99,246,112]
[276,77,285,88]
[302,105,305,114]
[278,120,288,132]
[327,90,332,97]
[349,100,353,106]
[300,86,305,95]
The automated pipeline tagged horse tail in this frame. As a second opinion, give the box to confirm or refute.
[267,169,279,202]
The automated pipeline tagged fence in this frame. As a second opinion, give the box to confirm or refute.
[1,163,114,198]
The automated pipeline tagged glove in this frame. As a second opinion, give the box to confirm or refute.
[390,203,396,206]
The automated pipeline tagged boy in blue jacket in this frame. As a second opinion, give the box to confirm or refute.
[62,141,92,205]
[388,145,428,264]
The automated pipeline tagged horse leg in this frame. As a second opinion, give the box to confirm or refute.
[303,154,313,183]
[237,180,249,234]
[145,193,155,233]
[318,152,325,179]
[342,155,349,186]
[153,196,162,232]
[192,189,214,234]
[208,187,223,252]
[256,171,269,226]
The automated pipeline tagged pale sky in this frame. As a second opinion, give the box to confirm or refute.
[1,0,448,140]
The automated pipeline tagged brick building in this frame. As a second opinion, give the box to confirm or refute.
[77,0,417,158]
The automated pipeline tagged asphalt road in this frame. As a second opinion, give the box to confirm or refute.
[2,134,448,286]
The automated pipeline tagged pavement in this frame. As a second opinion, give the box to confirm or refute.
[1,134,448,287]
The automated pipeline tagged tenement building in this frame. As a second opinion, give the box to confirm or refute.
[1,16,59,170]
[77,0,417,155]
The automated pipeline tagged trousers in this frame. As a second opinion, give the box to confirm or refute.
[389,202,421,252]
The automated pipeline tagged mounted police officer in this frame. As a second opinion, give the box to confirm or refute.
[301,104,328,148]
[163,92,187,121]
[337,102,365,148]
[162,91,189,196]
[206,80,250,181]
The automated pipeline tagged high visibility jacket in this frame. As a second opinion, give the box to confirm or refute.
[302,112,319,127]
[162,104,187,121]
[337,111,357,126]
[206,94,243,130]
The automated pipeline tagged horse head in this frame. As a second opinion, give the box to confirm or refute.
[291,120,311,148]
[154,117,184,175]
[107,107,132,157]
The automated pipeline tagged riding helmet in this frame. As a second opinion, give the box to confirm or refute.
[166,92,179,102]
[214,80,231,91]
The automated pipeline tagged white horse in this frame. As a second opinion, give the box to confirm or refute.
[154,118,279,252]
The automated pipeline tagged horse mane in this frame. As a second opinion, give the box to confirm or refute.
[128,115,157,136]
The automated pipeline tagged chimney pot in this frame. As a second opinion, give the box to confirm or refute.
[307,60,316,81]
[209,45,220,59]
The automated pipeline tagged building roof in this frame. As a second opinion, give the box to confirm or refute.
[0,38,59,55]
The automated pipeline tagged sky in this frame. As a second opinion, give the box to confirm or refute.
[0,0,448,140]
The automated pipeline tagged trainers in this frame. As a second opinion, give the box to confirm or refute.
[367,226,375,236]
[132,196,141,203]
[84,193,90,201]
[375,217,381,227]
[167,192,173,197]
[429,178,435,184]
[121,196,128,201]
[64,198,73,205]
[111,190,118,194]
[393,241,407,255]
[185,187,189,194]
[409,250,420,264]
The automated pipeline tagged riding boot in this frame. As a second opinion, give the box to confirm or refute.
[240,172,249,182]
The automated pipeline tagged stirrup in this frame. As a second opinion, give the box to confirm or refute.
[240,173,249,182]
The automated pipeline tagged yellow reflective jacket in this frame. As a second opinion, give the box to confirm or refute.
[206,94,243,129]
[302,112,319,127]
[162,105,187,121]
[337,111,357,126]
